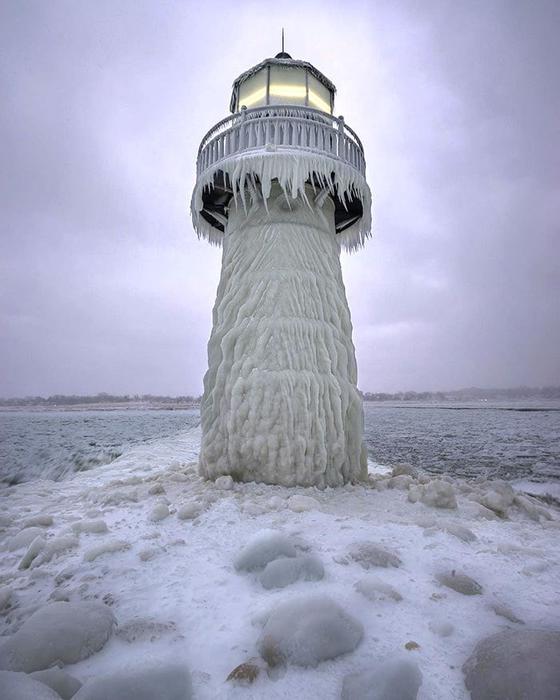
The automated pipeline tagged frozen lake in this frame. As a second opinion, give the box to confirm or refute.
[0,401,559,487]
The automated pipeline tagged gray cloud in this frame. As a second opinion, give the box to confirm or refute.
[1,0,558,396]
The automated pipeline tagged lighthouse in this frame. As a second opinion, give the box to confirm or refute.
[191,47,372,488]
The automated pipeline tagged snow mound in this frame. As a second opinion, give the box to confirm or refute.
[257,595,363,667]
[341,656,423,700]
[234,530,297,571]
[463,629,560,700]
[0,601,115,672]
[73,664,192,700]
[348,542,401,569]
[30,668,82,699]
[0,670,62,699]
[259,555,324,589]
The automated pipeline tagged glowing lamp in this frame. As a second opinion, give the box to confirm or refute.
[229,51,335,114]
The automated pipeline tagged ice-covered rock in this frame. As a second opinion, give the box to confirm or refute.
[348,542,401,569]
[259,555,324,589]
[463,629,560,700]
[84,540,131,562]
[287,495,321,512]
[0,670,62,699]
[257,595,363,667]
[215,475,234,490]
[18,535,46,570]
[234,530,297,571]
[177,502,201,520]
[421,480,457,509]
[7,527,44,551]
[73,664,192,699]
[149,502,170,522]
[437,571,483,595]
[0,601,115,672]
[226,658,265,685]
[341,656,423,700]
[30,668,82,699]
[71,519,108,535]
[355,577,403,602]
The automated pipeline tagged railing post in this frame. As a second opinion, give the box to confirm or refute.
[337,115,345,160]
[239,106,247,151]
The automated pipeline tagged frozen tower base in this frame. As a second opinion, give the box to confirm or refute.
[191,53,372,487]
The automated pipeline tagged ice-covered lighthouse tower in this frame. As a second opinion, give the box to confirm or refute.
[191,46,372,487]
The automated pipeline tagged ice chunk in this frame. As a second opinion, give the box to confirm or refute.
[8,527,44,551]
[34,535,79,566]
[474,481,515,517]
[0,670,62,699]
[391,463,417,478]
[215,475,234,490]
[0,601,115,672]
[441,521,477,543]
[257,595,363,667]
[489,601,524,624]
[84,540,131,562]
[148,483,165,495]
[149,503,170,522]
[234,530,297,571]
[0,586,15,611]
[421,480,457,509]
[287,495,321,512]
[355,577,403,602]
[341,656,422,700]
[18,535,46,570]
[463,629,560,700]
[348,542,401,569]
[71,520,108,535]
[73,664,192,700]
[437,571,483,595]
[389,475,414,490]
[23,515,54,528]
[30,668,82,699]
[259,556,324,589]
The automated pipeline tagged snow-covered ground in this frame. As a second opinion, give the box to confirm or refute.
[1,425,559,699]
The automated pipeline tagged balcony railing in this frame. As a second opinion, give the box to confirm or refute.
[196,105,365,178]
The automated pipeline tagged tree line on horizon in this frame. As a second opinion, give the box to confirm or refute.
[1,386,559,406]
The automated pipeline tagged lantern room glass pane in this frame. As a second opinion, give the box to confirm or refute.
[269,65,307,107]
[238,68,268,109]
[308,74,332,113]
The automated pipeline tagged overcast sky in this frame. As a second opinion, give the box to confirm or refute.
[1,0,559,397]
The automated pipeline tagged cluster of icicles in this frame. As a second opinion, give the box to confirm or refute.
[191,149,372,252]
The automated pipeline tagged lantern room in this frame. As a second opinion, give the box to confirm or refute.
[229,52,336,114]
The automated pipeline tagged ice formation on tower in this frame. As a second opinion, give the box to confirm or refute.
[191,53,372,487]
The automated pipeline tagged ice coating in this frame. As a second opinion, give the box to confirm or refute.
[191,149,372,252]
[198,182,367,486]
